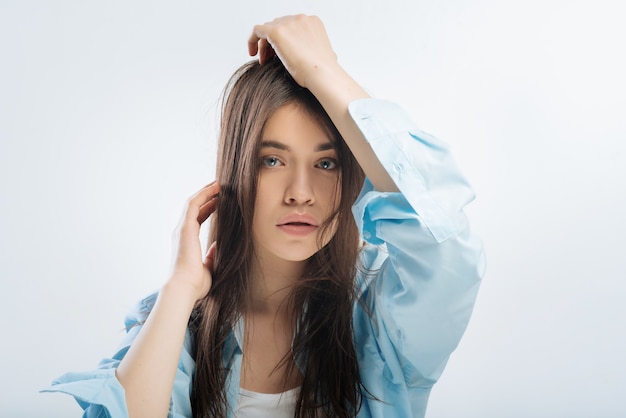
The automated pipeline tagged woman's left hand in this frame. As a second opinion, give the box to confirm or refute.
[248,14,338,89]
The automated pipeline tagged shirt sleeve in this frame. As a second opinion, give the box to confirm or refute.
[40,293,195,418]
[349,98,485,390]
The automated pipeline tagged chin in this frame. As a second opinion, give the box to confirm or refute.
[276,248,319,263]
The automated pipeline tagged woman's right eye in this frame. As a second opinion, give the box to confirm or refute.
[261,156,281,167]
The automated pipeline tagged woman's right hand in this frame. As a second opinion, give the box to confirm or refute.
[167,181,220,302]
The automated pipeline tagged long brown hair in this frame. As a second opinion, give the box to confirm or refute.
[191,58,366,417]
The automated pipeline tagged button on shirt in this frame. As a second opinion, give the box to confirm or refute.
[42,98,485,418]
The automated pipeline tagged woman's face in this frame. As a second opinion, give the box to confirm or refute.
[252,103,341,266]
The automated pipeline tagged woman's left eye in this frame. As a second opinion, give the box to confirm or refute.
[316,159,338,170]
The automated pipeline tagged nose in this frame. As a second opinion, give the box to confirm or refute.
[284,167,315,206]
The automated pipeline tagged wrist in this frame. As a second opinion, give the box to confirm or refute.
[160,279,202,312]
[305,63,370,112]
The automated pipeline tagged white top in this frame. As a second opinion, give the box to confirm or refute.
[235,386,300,417]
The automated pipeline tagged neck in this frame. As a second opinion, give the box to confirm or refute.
[248,252,305,316]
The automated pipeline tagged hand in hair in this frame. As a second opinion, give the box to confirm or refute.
[168,181,220,302]
[248,14,338,89]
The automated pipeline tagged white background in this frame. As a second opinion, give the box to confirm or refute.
[1,0,625,417]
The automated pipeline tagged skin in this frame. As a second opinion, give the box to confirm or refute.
[251,103,341,295]
[116,14,399,418]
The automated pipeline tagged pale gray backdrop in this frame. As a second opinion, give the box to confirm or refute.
[1,0,624,417]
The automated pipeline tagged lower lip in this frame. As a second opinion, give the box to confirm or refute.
[278,224,318,236]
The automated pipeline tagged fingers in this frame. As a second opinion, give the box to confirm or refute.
[248,22,269,57]
[188,181,219,205]
[248,26,274,64]
[179,182,220,230]
[197,193,218,224]
[248,17,291,62]
[259,39,276,64]
[204,241,217,272]
[247,30,261,56]
[187,182,219,210]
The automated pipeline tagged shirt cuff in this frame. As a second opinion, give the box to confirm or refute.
[41,368,128,417]
[348,98,475,243]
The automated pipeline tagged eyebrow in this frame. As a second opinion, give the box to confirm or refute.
[260,140,336,152]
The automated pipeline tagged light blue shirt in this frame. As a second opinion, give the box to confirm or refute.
[42,99,485,417]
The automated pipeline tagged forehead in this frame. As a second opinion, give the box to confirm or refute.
[261,103,336,149]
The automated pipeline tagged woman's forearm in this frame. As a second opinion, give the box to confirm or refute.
[115,281,197,418]
[305,63,399,193]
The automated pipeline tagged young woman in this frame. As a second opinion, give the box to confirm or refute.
[45,15,484,418]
